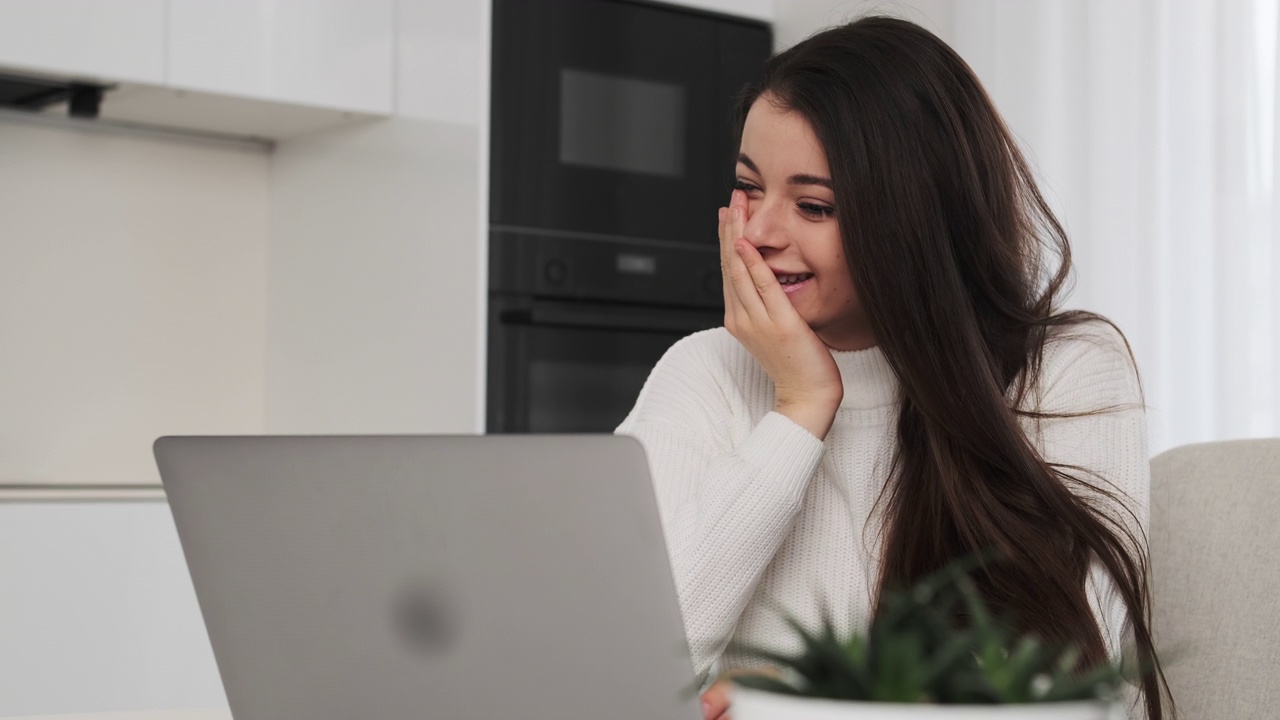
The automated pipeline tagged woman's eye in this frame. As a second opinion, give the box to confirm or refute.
[734,180,833,219]
[797,202,835,219]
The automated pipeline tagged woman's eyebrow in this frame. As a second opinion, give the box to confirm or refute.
[737,153,833,189]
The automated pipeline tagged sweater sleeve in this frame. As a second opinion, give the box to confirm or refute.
[1024,321,1150,671]
[615,333,827,685]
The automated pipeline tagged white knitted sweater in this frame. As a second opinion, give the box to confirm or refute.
[615,321,1149,689]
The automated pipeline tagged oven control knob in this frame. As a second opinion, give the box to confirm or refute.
[544,259,568,287]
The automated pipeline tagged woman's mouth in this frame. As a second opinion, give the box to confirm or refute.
[777,272,814,295]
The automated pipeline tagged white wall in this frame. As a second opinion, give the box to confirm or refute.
[266,118,483,434]
[265,0,488,434]
[0,120,269,487]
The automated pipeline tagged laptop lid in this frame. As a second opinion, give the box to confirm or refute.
[155,434,701,720]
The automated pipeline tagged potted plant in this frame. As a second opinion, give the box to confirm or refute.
[723,558,1131,720]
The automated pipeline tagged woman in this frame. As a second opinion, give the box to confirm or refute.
[615,15,1171,720]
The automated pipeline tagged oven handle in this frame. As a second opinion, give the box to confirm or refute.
[503,301,721,334]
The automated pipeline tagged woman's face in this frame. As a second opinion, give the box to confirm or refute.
[735,96,874,351]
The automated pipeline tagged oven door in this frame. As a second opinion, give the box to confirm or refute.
[487,296,722,433]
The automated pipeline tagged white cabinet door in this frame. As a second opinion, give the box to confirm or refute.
[0,0,164,83]
[0,501,226,715]
[167,0,394,114]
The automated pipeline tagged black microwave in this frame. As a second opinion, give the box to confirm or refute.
[490,0,771,247]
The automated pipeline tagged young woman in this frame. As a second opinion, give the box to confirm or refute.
[616,15,1170,720]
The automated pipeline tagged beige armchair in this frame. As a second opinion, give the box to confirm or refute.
[1150,439,1280,719]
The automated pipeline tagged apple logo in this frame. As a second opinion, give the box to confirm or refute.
[392,578,459,655]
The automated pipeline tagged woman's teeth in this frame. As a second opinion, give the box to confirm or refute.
[778,273,814,285]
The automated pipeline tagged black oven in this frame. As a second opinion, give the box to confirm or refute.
[487,0,770,433]
[487,231,724,433]
[487,295,721,433]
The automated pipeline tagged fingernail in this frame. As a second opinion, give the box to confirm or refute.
[702,700,711,717]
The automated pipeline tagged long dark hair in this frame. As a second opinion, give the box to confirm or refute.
[731,16,1172,718]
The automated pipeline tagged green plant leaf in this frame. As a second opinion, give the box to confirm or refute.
[712,553,1131,708]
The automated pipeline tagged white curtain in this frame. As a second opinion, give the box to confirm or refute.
[950,0,1280,454]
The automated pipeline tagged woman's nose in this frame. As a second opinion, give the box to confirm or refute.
[742,199,785,252]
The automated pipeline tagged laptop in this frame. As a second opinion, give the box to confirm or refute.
[154,434,702,720]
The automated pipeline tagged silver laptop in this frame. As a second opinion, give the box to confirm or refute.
[155,434,702,720]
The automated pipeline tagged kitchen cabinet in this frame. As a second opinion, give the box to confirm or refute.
[167,0,394,114]
[0,0,165,84]
[0,501,226,715]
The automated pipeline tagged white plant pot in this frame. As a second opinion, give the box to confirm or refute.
[730,687,1120,720]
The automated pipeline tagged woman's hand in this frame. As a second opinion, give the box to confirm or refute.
[700,666,785,720]
[700,676,733,720]
[720,189,844,439]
